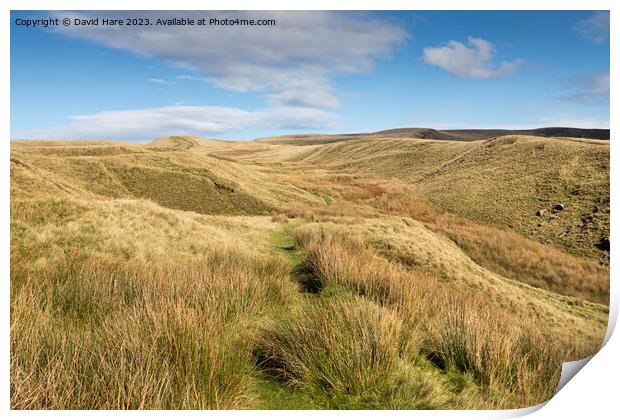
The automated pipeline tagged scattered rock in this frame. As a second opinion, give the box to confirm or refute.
[536,209,546,217]
[596,236,610,252]
[214,181,235,193]
[553,203,565,211]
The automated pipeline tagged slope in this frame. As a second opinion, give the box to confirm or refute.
[10,140,322,215]
[290,135,609,259]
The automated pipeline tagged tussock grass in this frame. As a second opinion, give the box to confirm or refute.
[370,193,442,223]
[284,201,374,224]
[11,247,295,409]
[292,227,567,408]
[432,214,609,304]
[356,190,608,304]
[255,297,444,409]
[294,135,609,259]
[10,135,609,410]
[425,295,563,407]
[294,229,435,320]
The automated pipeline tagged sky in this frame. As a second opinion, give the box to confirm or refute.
[10,10,610,141]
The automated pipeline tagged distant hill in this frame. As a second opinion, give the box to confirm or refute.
[10,132,610,259]
[10,138,322,216]
[294,135,609,259]
[373,127,610,141]
[260,127,609,145]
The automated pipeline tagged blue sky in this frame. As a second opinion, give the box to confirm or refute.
[11,10,609,141]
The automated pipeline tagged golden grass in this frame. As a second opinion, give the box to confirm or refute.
[284,191,608,306]
[432,213,609,304]
[11,247,296,409]
[10,134,610,410]
[10,139,322,214]
[292,227,567,408]
[255,298,440,409]
[370,193,442,223]
[291,135,609,259]
[424,295,563,408]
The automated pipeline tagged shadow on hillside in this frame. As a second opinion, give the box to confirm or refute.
[291,264,323,294]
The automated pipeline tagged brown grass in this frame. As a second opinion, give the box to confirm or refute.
[292,227,568,408]
[10,135,609,410]
[283,201,373,224]
[370,193,442,223]
[348,189,608,305]
[255,298,439,409]
[11,248,295,409]
[293,135,610,259]
[431,213,609,304]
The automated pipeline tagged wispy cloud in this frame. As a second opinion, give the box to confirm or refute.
[558,72,609,105]
[18,105,340,140]
[423,36,522,79]
[573,12,610,45]
[177,75,210,83]
[147,78,173,85]
[53,11,407,110]
[537,114,609,129]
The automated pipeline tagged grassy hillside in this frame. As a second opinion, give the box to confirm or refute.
[371,127,610,140]
[257,127,610,145]
[290,135,609,260]
[11,139,322,215]
[10,133,609,409]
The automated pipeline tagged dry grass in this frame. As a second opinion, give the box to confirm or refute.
[431,213,609,304]
[255,298,444,409]
[424,295,563,407]
[11,241,296,409]
[370,193,442,223]
[293,135,609,259]
[10,139,322,214]
[292,227,576,408]
[10,135,609,410]
[283,202,373,224]
[351,190,608,305]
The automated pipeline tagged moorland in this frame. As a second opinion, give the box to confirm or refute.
[10,128,610,409]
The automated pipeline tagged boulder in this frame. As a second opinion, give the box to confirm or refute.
[596,237,610,252]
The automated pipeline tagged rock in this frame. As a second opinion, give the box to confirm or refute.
[536,209,546,217]
[214,181,235,193]
[596,237,610,252]
[553,203,565,211]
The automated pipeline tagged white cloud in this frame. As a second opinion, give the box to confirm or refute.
[147,78,172,84]
[574,12,610,45]
[423,36,522,79]
[53,11,406,109]
[20,105,340,140]
[177,75,210,83]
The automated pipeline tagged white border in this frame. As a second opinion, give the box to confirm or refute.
[2,1,616,419]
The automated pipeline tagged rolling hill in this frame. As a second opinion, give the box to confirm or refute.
[10,129,610,409]
[258,127,610,145]
[286,135,609,259]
